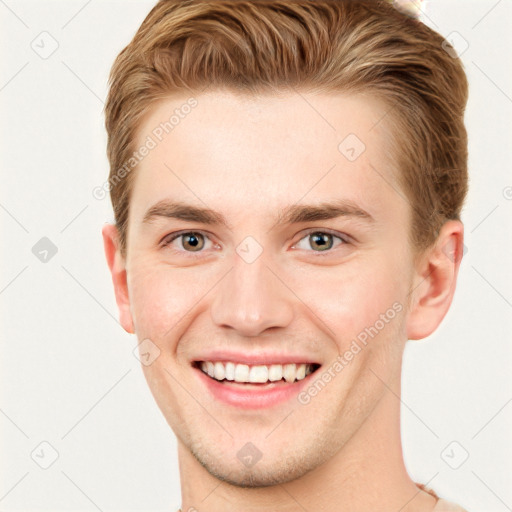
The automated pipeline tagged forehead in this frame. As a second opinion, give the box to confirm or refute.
[129,90,405,229]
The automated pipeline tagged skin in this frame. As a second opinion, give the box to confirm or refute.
[103,90,464,512]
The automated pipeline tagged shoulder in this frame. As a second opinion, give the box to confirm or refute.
[433,498,469,512]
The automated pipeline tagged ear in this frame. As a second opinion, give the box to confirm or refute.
[102,224,134,334]
[406,220,464,340]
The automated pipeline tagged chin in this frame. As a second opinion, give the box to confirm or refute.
[196,459,308,488]
[188,438,330,489]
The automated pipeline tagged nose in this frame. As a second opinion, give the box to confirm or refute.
[210,250,294,337]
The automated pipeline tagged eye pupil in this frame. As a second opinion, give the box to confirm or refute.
[310,232,333,251]
[183,233,204,251]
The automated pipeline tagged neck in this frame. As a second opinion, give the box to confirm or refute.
[177,368,436,512]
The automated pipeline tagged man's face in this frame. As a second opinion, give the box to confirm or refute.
[122,90,416,486]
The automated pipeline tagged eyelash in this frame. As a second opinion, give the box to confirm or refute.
[160,229,350,257]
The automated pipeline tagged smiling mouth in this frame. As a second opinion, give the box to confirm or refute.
[193,360,321,385]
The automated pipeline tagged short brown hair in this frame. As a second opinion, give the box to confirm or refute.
[104,0,468,257]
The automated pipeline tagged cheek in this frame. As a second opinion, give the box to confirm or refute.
[127,260,220,341]
[287,256,406,344]
[127,263,187,337]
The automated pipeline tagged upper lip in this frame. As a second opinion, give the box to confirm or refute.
[192,350,321,366]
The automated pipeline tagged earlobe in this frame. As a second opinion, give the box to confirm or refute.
[102,224,135,334]
[406,221,464,340]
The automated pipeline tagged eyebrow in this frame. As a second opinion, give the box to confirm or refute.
[141,199,375,229]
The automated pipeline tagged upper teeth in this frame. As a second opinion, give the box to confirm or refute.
[200,361,315,383]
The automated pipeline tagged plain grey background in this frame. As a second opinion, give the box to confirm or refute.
[1,1,511,510]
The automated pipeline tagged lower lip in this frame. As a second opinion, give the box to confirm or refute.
[193,366,317,409]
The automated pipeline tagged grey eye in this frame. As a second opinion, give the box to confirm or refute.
[295,232,344,252]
